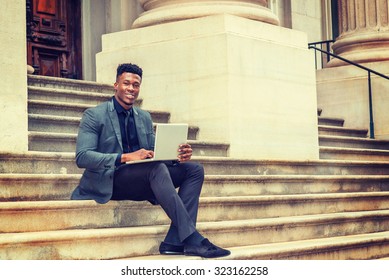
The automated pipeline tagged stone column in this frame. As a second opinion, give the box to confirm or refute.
[132,0,279,28]
[0,0,28,152]
[329,0,389,66]
[317,0,389,139]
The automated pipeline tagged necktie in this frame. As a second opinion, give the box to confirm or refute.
[124,111,130,152]
[125,109,138,152]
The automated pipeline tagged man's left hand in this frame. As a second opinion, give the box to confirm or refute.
[178,143,192,162]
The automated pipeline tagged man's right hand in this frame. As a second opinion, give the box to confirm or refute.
[121,149,154,163]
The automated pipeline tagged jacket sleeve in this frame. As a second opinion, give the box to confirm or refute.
[75,108,118,170]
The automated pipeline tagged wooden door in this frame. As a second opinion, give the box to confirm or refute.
[27,0,82,79]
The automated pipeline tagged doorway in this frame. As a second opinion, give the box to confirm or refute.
[26,0,82,79]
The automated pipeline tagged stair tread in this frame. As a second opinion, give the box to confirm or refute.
[29,99,98,109]
[2,191,389,210]
[127,230,389,260]
[2,211,389,244]
[4,150,389,164]
[320,146,389,154]
[29,113,81,122]
[320,135,389,144]
[27,131,228,147]
[28,74,112,88]
[318,116,344,122]
[28,86,113,98]
[28,110,170,121]
[319,125,368,134]
[2,173,389,180]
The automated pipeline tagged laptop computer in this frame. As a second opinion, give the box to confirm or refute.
[125,123,189,164]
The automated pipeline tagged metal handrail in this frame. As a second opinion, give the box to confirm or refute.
[308,43,389,139]
[308,40,335,68]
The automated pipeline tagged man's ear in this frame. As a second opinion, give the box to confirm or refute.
[113,82,118,91]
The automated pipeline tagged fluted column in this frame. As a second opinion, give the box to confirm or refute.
[132,0,279,28]
[330,0,389,66]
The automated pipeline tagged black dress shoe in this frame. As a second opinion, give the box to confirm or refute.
[184,238,231,258]
[159,242,184,255]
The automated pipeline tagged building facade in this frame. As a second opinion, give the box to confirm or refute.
[2,0,389,156]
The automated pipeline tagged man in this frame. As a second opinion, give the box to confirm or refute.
[71,63,230,258]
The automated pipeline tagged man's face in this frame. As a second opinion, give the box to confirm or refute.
[114,72,141,110]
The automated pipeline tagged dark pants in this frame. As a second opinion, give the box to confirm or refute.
[111,161,204,245]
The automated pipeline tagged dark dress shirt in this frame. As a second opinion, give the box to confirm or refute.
[112,97,140,165]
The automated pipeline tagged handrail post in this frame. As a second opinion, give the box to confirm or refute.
[309,42,386,140]
[368,72,375,139]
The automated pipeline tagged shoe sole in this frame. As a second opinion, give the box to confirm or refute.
[160,251,184,255]
[184,251,231,258]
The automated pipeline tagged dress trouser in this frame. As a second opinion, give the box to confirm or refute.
[111,161,204,245]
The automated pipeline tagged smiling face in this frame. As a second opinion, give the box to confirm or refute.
[114,72,142,110]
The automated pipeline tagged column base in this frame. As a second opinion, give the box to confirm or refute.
[329,32,389,67]
[132,1,279,28]
[97,14,319,160]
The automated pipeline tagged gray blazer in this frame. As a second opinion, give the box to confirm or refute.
[71,98,155,203]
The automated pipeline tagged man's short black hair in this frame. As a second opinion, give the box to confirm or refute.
[116,63,143,80]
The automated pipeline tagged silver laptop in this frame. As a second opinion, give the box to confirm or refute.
[126,123,188,164]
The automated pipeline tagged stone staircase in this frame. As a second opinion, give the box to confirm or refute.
[1,75,389,259]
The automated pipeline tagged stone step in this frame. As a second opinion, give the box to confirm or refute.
[317,116,344,127]
[28,100,92,118]
[223,231,389,260]
[28,74,114,94]
[28,114,81,134]
[129,230,389,260]
[3,152,389,175]
[200,157,389,176]
[0,174,80,201]
[28,86,113,105]
[320,147,389,162]
[28,114,195,138]
[2,174,389,201]
[28,99,143,118]
[29,99,146,118]
[320,135,389,150]
[1,211,389,259]
[1,192,389,233]
[318,125,368,138]
[28,132,228,156]
[203,174,389,196]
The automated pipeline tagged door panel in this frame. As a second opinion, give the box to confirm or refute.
[27,0,82,79]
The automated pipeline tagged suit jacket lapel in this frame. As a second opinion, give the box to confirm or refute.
[107,99,123,151]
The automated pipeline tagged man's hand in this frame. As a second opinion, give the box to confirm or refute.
[121,149,154,163]
[178,143,192,162]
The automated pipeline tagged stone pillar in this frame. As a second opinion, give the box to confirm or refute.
[132,0,279,28]
[97,1,319,160]
[329,0,389,66]
[0,0,28,152]
[317,0,389,139]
